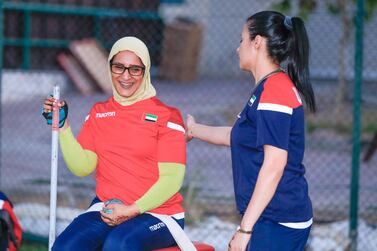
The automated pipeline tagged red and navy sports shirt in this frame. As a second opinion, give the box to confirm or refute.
[230,72,312,222]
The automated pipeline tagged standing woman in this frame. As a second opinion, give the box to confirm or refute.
[187,11,316,251]
[42,37,187,250]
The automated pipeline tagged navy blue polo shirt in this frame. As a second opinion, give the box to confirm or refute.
[230,72,312,222]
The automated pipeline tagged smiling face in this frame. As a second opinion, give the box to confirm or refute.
[110,50,145,98]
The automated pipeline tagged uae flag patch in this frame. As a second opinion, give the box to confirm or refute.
[248,95,257,107]
[145,113,158,122]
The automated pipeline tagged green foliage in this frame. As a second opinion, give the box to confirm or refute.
[271,0,291,14]
[306,119,377,135]
[365,0,377,20]
[363,122,377,134]
[327,2,341,15]
[272,0,317,19]
[20,241,48,251]
[273,0,377,21]
[298,0,317,19]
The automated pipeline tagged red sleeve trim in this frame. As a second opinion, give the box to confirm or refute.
[259,74,302,109]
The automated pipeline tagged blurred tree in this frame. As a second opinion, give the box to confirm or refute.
[272,0,377,116]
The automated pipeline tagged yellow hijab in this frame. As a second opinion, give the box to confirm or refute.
[108,36,156,106]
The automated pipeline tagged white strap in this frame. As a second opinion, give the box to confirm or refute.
[84,203,196,251]
[85,202,104,213]
[148,212,197,251]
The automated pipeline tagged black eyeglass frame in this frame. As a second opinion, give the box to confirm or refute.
[110,63,145,76]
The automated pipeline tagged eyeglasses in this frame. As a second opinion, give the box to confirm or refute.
[110,63,145,76]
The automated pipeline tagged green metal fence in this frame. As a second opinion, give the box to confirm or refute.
[1,1,162,69]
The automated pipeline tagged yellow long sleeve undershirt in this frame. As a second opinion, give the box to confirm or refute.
[136,163,185,213]
[59,127,97,177]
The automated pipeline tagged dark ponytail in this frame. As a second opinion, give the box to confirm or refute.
[247,11,316,113]
[287,17,316,112]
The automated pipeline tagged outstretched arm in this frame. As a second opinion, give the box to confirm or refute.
[186,114,231,146]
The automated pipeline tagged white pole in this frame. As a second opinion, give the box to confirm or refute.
[49,86,60,250]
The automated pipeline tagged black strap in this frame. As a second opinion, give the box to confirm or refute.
[0,210,19,249]
[0,217,9,251]
[256,68,284,86]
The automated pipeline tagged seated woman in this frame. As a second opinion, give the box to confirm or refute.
[42,36,187,251]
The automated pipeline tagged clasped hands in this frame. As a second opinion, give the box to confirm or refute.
[100,203,140,227]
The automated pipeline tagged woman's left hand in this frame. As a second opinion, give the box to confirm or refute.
[100,203,140,226]
[228,231,251,251]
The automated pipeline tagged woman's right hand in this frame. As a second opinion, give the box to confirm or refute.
[185,114,196,142]
[186,114,232,146]
[42,97,69,129]
[101,203,140,226]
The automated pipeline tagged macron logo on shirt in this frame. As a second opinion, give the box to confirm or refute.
[96,111,116,118]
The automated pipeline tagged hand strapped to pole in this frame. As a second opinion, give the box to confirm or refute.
[42,99,68,128]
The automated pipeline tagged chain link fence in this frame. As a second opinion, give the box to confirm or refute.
[1,0,376,250]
